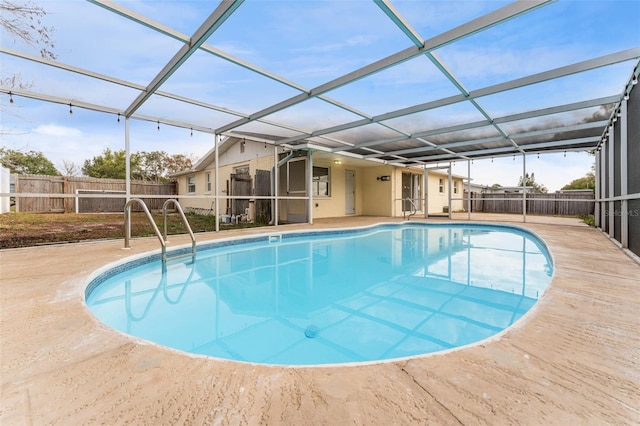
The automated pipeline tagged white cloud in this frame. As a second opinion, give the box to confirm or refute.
[33,124,82,137]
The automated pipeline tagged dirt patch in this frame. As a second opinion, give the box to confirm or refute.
[0,212,263,249]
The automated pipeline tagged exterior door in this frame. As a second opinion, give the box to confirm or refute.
[402,172,421,212]
[345,170,355,214]
[402,172,411,211]
[286,158,307,223]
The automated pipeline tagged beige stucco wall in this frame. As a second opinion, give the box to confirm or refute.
[176,172,215,211]
[426,171,465,214]
[360,166,394,216]
[176,143,466,220]
[312,160,344,219]
[176,141,278,213]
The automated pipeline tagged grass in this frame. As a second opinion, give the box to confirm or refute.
[579,214,596,227]
[578,214,596,227]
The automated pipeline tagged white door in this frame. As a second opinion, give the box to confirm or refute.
[345,170,355,214]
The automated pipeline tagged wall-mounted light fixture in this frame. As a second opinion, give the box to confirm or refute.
[333,160,342,165]
[377,175,390,181]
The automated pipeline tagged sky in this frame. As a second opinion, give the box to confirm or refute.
[1,0,638,191]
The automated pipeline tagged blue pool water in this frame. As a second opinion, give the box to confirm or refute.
[86,223,553,366]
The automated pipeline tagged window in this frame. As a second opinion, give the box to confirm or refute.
[234,165,249,175]
[313,166,330,196]
[454,180,459,194]
[205,173,211,193]
[187,176,196,193]
[439,178,444,194]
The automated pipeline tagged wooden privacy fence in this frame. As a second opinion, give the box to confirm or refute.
[229,173,252,216]
[14,175,176,213]
[464,191,595,216]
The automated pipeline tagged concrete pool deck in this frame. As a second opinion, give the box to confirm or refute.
[1,214,639,425]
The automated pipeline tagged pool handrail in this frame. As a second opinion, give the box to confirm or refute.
[162,199,196,263]
[124,198,165,253]
[402,197,418,220]
[124,198,196,265]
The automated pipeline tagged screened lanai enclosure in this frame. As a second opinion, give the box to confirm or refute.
[1,0,639,258]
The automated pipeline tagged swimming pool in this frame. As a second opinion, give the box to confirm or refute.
[86,223,553,366]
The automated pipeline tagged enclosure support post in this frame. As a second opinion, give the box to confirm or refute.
[307,149,313,224]
[620,100,628,248]
[125,117,131,202]
[215,134,220,233]
[595,150,600,228]
[600,138,607,231]
[423,166,428,219]
[467,159,471,221]
[124,117,131,241]
[608,124,615,238]
[522,153,527,223]
[274,145,279,227]
[447,163,452,219]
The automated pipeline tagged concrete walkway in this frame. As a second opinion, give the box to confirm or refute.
[1,215,639,425]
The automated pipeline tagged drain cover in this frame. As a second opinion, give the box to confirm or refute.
[304,325,319,338]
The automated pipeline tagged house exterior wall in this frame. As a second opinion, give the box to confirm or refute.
[177,172,213,210]
[426,171,465,214]
[176,140,465,220]
[312,160,350,218]
[176,140,278,213]
[361,166,394,216]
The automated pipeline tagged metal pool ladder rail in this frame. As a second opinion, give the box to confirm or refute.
[124,198,196,264]
[403,197,418,220]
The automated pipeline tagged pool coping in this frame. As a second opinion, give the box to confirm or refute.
[1,215,639,424]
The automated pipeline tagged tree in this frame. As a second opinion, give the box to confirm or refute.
[517,172,548,194]
[561,170,595,191]
[137,151,195,182]
[0,147,59,175]
[165,153,194,177]
[137,151,167,182]
[82,148,140,179]
[0,0,56,61]
[1,0,56,121]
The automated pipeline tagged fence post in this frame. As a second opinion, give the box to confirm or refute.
[0,166,9,214]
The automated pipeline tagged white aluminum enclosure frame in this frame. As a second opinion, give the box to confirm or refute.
[1,0,639,228]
